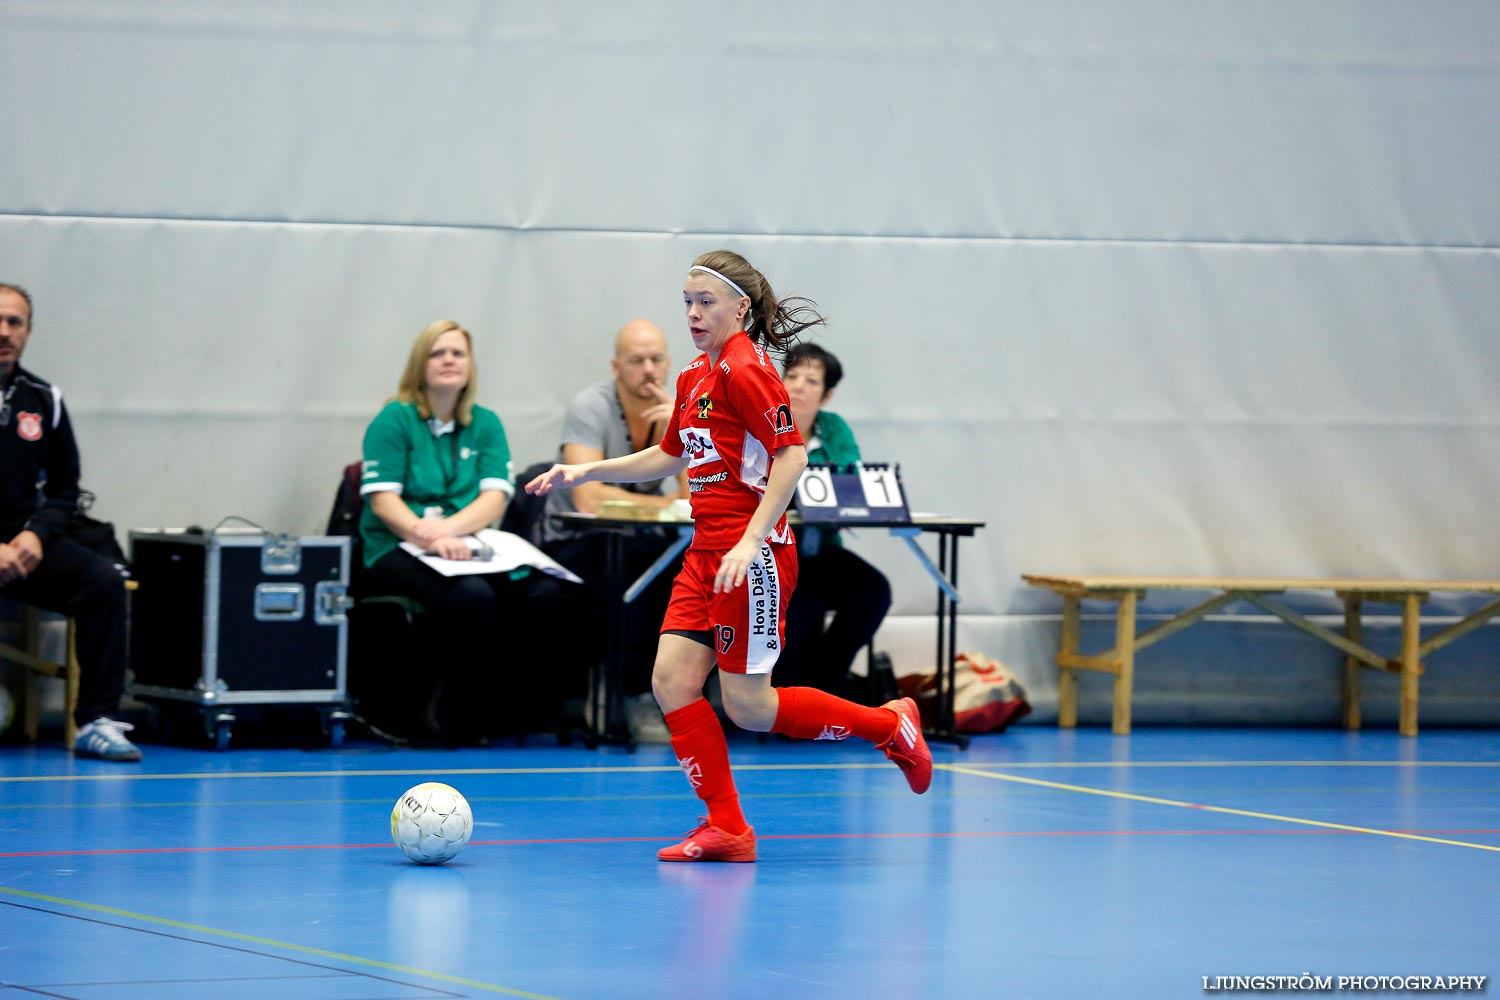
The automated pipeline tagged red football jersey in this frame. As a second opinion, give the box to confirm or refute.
[658,332,804,549]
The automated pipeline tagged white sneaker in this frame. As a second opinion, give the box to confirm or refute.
[625,693,672,744]
[73,717,143,762]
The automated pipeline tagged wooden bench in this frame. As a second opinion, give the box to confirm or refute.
[0,579,138,747]
[1021,574,1500,737]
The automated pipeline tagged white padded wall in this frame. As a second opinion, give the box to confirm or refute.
[6,3,1498,241]
[3,1,1498,721]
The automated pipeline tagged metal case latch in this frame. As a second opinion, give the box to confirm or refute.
[314,581,352,624]
[262,535,302,574]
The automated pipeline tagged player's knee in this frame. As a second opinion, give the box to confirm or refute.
[720,696,756,732]
[720,682,776,733]
[651,661,699,713]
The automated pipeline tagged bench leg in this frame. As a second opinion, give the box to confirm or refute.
[1399,594,1421,737]
[12,607,79,747]
[1112,591,1136,735]
[1058,595,1080,728]
[1342,596,1362,730]
[21,606,42,743]
[64,619,80,749]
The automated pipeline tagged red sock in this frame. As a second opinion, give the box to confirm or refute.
[771,687,897,744]
[664,698,749,836]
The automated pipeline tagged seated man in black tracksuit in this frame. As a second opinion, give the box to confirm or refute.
[0,282,141,761]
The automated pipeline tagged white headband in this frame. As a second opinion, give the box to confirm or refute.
[689,264,749,301]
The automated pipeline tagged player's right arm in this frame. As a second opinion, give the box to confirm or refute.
[526,447,687,497]
[564,443,681,512]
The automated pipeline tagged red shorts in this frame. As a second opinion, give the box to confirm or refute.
[660,541,799,675]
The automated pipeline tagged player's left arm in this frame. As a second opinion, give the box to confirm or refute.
[714,443,807,593]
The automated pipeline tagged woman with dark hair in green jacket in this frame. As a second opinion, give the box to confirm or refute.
[777,343,893,704]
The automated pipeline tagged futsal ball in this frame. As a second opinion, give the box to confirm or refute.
[391,782,473,865]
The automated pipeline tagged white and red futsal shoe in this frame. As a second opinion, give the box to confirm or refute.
[878,697,932,794]
[657,818,758,863]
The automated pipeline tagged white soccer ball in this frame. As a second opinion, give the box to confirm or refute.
[391,782,473,865]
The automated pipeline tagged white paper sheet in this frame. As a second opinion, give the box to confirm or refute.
[400,528,583,583]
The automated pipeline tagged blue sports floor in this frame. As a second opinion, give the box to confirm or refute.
[2,727,1497,999]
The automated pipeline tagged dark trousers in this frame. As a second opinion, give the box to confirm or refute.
[544,532,681,697]
[0,536,128,727]
[359,548,568,737]
[775,544,892,702]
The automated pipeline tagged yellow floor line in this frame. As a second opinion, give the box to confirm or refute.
[4,759,1498,785]
[939,764,1500,853]
[0,885,558,999]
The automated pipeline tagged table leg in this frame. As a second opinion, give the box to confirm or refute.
[1112,591,1136,735]
[1399,593,1421,737]
[946,534,967,748]
[1342,595,1363,730]
[934,532,949,730]
[590,532,634,749]
[926,531,969,748]
[1058,595,1080,729]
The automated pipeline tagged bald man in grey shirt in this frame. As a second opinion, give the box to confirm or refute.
[542,319,687,740]
[540,319,684,544]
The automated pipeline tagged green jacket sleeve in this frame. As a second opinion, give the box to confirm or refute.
[804,410,863,551]
[473,408,514,494]
[812,410,861,466]
[361,402,412,495]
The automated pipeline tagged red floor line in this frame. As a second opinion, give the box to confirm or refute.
[4,827,1498,858]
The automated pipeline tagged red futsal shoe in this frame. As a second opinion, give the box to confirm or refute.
[657,818,758,863]
[878,698,933,794]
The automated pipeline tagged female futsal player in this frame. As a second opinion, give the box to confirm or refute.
[527,250,930,862]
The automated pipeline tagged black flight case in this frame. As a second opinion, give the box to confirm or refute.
[128,530,352,749]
